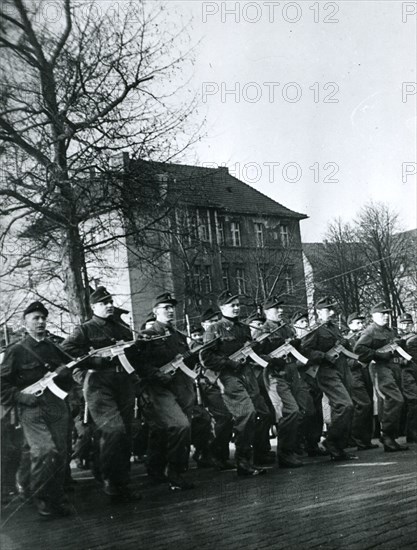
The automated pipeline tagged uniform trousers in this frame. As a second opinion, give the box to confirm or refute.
[202,384,234,461]
[191,403,213,457]
[401,363,417,440]
[220,364,270,462]
[140,370,194,474]
[316,364,353,449]
[85,369,135,486]
[268,369,301,454]
[18,391,68,504]
[350,366,374,446]
[287,365,320,451]
[374,363,404,439]
[1,412,23,500]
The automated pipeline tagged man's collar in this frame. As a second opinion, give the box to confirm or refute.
[26,334,45,344]
[153,320,172,334]
[221,316,239,326]
[92,315,109,326]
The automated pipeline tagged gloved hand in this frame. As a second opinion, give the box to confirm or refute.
[268,357,286,371]
[89,356,113,368]
[324,350,339,365]
[16,392,38,407]
[151,370,173,387]
[374,350,392,361]
[55,366,72,381]
[339,338,350,348]
[289,338,301,349]
[225,359,241,371]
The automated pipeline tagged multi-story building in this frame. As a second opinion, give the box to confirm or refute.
[123,158,308,328]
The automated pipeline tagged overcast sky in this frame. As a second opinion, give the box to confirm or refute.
[169,0,416,242]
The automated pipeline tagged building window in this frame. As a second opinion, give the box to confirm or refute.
[222,266,229,289]
[280,224,290,247]
[254,223,264,247]
[184,208,198,244]
[193,266,202,293]
[201,265,212,293]
[285,268,294,295]
[257,264,269,292]
[236,267,246,294]
[231,221,241,247]
[215,212,225,246]
[197,209,212,243]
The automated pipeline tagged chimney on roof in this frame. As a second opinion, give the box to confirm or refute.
[109,152,130,170]
[155,172,169,199]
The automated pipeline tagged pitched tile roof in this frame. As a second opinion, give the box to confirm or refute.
[133,160,307,220]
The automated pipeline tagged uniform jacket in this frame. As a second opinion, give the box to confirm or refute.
[353,323,398,366]
[0,335,70,407]
[346,330,364,369]
[62,315,136,383]
[138,321,189,381]
[259,319,294,355]
[401,332,417,363]
[202,316,252,372]
[301,320,347,367]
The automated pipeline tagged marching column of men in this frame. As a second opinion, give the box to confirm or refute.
[1,288,416,519]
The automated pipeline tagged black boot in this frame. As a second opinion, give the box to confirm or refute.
[381,434,409,452]
[236,457,266,477]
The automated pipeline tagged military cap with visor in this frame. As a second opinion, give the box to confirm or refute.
[153,292,177,308]
[247,312,265,324]
[23,301,49,317]
[201,307,220,323]
[399,313,413,323]
[291,310,308,324]
[315,296,338,310]
[217,290,239,307]
[262,296,284,310]
[347,311,366,325]
[90,286,113,304]
[370,302,392,314]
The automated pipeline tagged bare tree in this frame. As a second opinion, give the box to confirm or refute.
[317,219,371,316]
[0,0,199,322]
[243,239,301,305]
[354,202,413,320]
[314,203,415,321]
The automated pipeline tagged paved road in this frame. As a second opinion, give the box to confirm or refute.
[1,441,416,550]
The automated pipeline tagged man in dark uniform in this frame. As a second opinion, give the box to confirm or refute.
[247,312,265,339]
[354,303,409,452]
[259,297,303,467]
[62,287,141,501]
[345,312,379,451]
[199,308,235,470]
[397,313,417,443]
[202,291,270,476]
[138,292,195,490]
[189,324,204,348]
[290,311,327,457]
[301,297,356,461]
[187,324,213,468]
[0,302,72,517]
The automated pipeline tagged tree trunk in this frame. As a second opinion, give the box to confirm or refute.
[60,226,90,323]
